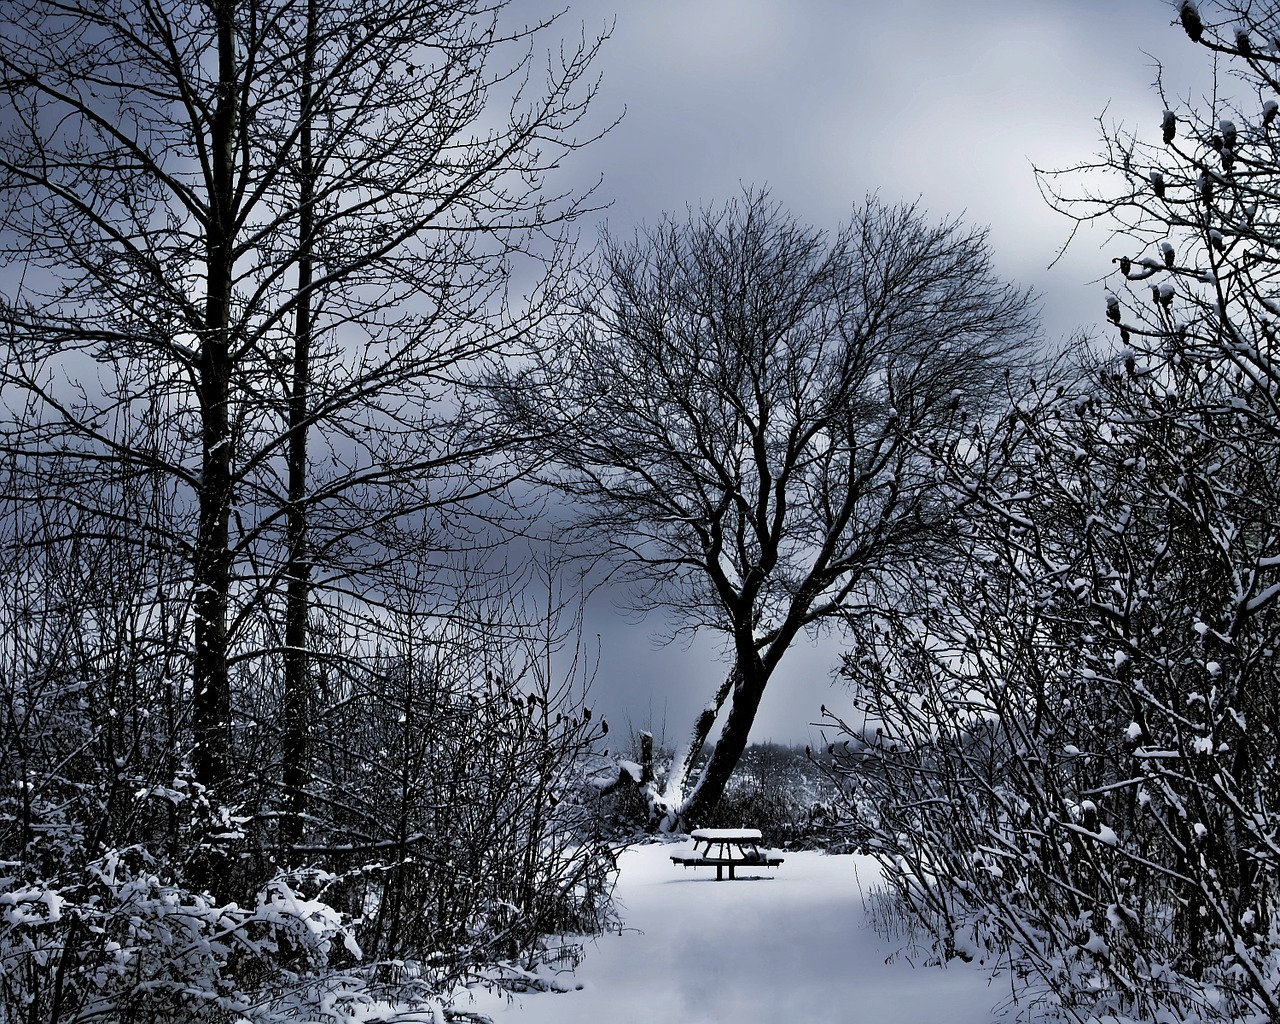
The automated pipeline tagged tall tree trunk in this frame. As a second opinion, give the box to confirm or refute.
[192,1,238,799]
[281,0,318,857]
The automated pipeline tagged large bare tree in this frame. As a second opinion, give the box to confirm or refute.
[501,190,1039,826]
[0,0,607,834]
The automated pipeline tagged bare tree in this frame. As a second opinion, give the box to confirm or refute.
[0,0,608,839]
[501,189,1039,826]
[0,6,620,1010]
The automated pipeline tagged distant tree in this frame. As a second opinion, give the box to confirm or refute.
[501,189,1039,826]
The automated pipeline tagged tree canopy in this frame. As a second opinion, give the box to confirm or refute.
[502,188,1040,824]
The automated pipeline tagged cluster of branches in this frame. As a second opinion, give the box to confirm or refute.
[0,1,617,1020]
[0,528,613,1021]
[826,4,1280,1021]
[498,188,1039,829]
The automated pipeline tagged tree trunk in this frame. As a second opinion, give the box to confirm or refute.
[281,0,318,857]
[675,609,811,826]
[653,664,737,826]
[678,663,770,824]
[192,2,239,800]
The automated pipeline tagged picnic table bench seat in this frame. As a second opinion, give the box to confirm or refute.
[669,850,785,867]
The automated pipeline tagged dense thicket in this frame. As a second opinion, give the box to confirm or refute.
[829,4,1280,1021]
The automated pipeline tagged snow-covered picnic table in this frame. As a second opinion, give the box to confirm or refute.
[669,827,784,880]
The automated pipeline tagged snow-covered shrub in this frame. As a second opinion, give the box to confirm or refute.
[582,734,839,846]
[0,848,367,1024]
[0,606,613,1021]
[0,463,615,1017]
[832,345,1280,1022]
[687,743,842,849]
[831,6,1280,1020]
[297,604,616,996]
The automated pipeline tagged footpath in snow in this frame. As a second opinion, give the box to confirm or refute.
[461,842,1006,1024]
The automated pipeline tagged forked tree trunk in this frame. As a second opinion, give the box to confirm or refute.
[678,667,771,824]
[654,664,737,822]
[647,658,773,831]
[662,615,811,829]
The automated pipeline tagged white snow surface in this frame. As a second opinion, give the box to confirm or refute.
[689,827,762,840]
[457,842,1002,1023]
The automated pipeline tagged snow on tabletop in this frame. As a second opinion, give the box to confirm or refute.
[689,827,762,840]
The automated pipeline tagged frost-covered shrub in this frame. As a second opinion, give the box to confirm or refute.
[0,631,614,1020]
[582,734,841,847]
[297,612,616,993]
[0,495,615,1017]
[831,351,1280,1022]
[829,5,1280,1020]
[0,849,365,1024]
[686,743,842,849]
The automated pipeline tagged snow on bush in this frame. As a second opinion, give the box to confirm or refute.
[827,9,1280,1018]
[0,849,368,1024]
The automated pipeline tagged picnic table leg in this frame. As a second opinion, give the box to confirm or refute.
[729,862,736,880]
[716,863,723,881]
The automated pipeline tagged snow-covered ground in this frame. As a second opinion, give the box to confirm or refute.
[457,842,1006,1024]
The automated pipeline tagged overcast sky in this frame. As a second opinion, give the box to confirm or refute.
[532,0,1206,748]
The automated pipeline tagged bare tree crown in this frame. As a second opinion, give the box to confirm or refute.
[502,188,1038,824]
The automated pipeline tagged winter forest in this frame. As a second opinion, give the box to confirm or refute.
[2,0,1280,1022]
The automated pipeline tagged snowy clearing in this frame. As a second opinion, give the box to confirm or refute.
[457,842,1005,1024]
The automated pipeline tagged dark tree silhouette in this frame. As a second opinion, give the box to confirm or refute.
[502,189,1038,826]
[0,0,607,842]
